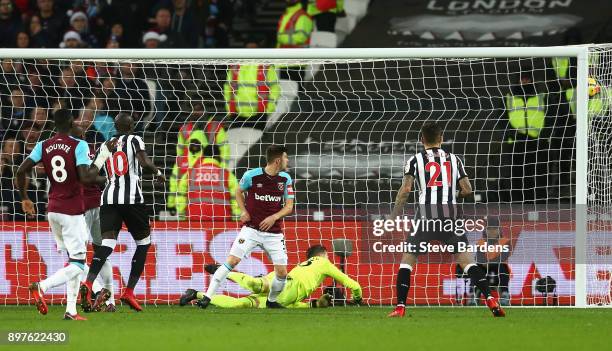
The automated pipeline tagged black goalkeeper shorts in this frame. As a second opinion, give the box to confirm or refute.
[100,204,150,240]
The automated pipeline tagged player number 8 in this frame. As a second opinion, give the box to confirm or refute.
[50,155,68,183]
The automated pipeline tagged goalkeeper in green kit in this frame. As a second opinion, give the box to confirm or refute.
[179,245,362,308]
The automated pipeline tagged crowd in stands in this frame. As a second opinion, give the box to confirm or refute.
[0,0,351,220]
[0,0,233,49]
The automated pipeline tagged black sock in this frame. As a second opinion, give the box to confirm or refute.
[127,244,151,289]
[498,264,511,293]
[396,266,411,306]
[467,265,492,298]
[87,245,113,283]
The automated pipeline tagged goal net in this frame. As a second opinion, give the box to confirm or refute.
[0,47,610,307]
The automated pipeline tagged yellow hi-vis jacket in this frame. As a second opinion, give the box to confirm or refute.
[176,120,230,163]
[224,64,280,118]
[505,94,546,140]
[168,130,206,215]
[181,157,240,220]
[277,3,313,48]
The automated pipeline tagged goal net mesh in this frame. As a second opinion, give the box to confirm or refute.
[0,49,610,307]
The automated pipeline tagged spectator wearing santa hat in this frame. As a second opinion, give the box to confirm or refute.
[69,10,98,47]
[151,7,185,48]
[142,30,167,48]
[59,30,83,48]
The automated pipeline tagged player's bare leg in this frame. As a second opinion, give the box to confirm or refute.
[456,252,505,317]
[266,264,287,308]
[389,253,417,318]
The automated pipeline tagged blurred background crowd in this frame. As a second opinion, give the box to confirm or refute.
[0,0,235,49]
[0,0,351,221]
[0,0,606,222]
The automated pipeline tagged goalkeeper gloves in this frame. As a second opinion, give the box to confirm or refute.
[310,293,332,308]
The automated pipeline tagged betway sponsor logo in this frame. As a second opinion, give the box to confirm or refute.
[255,193,282,202]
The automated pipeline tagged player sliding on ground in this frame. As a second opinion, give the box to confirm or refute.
[179,245,362,308]
[388,122,505,318]
[79,113,166,312]
[195,145,295,309]
[15,109,116,320]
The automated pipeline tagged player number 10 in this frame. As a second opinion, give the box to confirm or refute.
[425,161,451,187]
[106,151,128,177]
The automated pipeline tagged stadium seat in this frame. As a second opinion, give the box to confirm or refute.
[226,127,264,168]
[143,80,157,128]
[304,64,319,81]
[267,80,299,129]
[345,0,369,20]
[311,31,338,48]
[336,16,357,36]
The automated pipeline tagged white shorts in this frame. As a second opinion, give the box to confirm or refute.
[48,212,88,260]
[229,226,288,265]
[84,207,102,246]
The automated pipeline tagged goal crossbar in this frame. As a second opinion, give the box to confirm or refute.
[0,46,592,307]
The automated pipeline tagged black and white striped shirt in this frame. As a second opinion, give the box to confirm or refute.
[404,147,468,205]
[101,134,145,205]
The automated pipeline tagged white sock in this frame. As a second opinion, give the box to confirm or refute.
[65,275,80,315]
[267,276,286,302]
[204,263,232,298]
[39,264,82,293]
[100,260,115,305]
[80,264,102,293]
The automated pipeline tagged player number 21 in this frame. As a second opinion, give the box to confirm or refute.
[425,161,451,187]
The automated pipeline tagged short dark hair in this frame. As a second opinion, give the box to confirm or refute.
[420,122,443,145]
[266,144,287,164]
[53,109,73,131]
[114,112,134,132]
[306,244,327,259]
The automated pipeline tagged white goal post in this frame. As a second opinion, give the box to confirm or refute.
[0,46,604,308]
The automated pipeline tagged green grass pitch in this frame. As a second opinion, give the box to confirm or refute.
[1,305,611,351]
